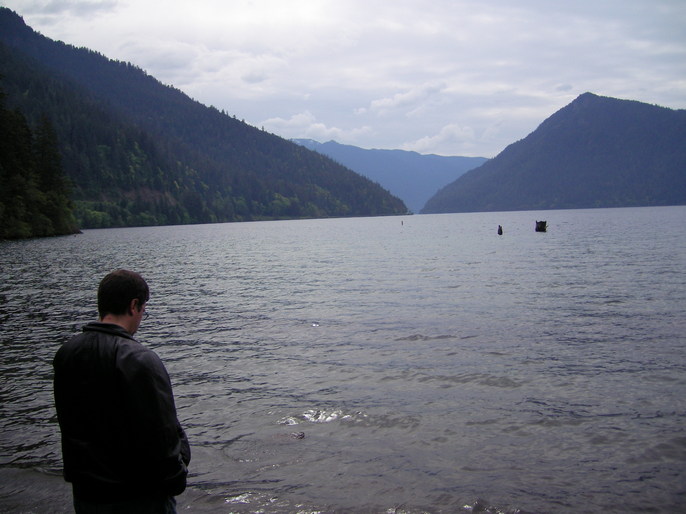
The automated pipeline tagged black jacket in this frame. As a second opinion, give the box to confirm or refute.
[53,322,191,502]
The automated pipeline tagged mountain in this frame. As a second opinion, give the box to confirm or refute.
[292,139,486,213]
[0,8,406,232]
[422,93,686,214]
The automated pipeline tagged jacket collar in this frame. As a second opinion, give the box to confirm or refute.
[82,321,136,341]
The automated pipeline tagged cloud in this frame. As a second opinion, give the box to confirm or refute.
[361,83,447,117]
[260,111,372,143]
[17,0,119,18]
[403,123,476,155]
[242,71,268,85]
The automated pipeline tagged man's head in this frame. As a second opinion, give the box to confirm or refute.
[98,270,149,333]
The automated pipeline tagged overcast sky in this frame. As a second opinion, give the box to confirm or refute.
[4,0,685,157]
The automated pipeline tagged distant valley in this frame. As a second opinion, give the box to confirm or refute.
[292,139,486,213]
[294,92,686,216]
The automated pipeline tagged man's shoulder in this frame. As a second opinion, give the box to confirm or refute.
[110,334,164,370]
[56,322,144,362]
[115,339,170,386]
[61,324,166,377]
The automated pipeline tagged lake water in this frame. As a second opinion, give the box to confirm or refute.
[1,206,685,513]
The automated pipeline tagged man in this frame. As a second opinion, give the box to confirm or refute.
[54,269,190,513]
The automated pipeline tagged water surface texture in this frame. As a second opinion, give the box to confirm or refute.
[1,207,685,513]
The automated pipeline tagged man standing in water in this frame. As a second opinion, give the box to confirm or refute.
[54,269,190,513]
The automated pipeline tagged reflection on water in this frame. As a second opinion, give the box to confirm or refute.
[1,206,686,513]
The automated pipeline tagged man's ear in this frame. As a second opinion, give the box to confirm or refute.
[129,298,139,316]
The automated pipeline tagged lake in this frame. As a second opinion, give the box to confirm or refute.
[1,206,685,513]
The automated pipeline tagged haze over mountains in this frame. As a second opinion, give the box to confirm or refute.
[423,93,686,213]
[292,140,486,213]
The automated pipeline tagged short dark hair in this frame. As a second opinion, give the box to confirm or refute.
[98,269,150,318]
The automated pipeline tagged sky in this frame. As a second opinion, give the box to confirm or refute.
[3,0,685,158]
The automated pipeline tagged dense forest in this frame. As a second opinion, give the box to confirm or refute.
[0,9,406,238]
[0,87,77,238]
[423,93,686,214]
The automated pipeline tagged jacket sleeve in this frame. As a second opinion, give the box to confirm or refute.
[117,346,189,495]
[179,422,191,466]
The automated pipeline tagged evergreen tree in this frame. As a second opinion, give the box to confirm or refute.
[34,115,77,235]
[0,97,36,238]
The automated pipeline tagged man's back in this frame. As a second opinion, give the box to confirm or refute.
[54,321,189,504]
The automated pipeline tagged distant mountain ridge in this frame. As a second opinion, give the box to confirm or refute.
[292,139,486,213]
[423,93,686,213]
[0,8,406,230]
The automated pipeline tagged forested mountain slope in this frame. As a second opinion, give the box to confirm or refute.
[0,8,406,232]
[422,93,686,213]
